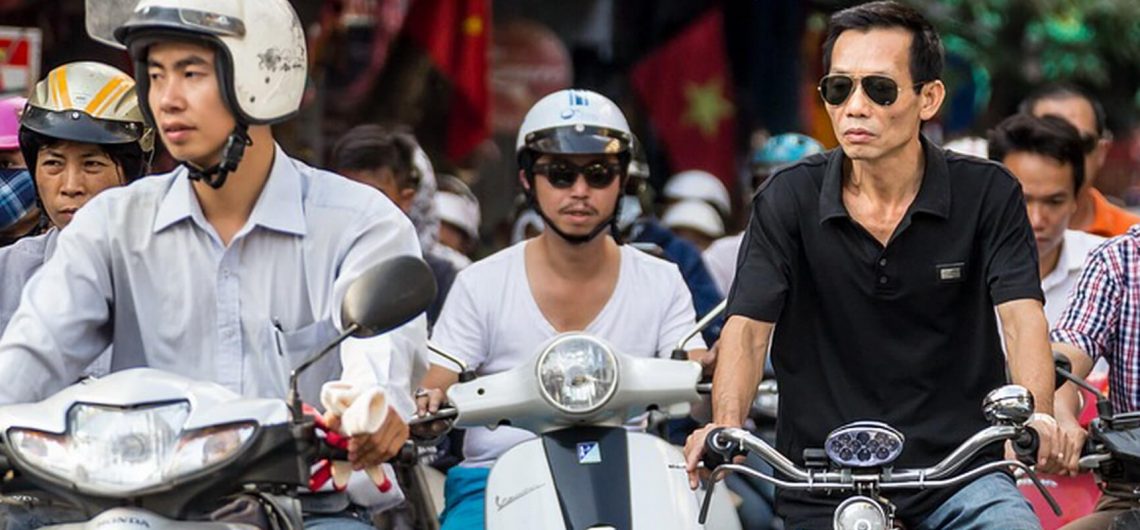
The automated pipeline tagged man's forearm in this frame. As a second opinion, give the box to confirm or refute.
[711,316,771,426]
[999,300,1054,415]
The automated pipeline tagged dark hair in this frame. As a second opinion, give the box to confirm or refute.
[1018,83,1107,138]
[987,113,1086,195]
[822,1,944,88]
[330,124,421,190]
[19,129,146,183]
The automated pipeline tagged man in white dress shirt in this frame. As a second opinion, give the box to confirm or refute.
[0,1,426,527]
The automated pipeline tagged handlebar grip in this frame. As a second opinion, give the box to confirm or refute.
[1013,427,1039,466]
[702,427,746,470]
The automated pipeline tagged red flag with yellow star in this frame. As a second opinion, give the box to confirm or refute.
[403,0,490,162]
[631,8,737,189]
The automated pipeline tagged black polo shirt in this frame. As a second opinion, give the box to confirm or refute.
[726,136,1043,527]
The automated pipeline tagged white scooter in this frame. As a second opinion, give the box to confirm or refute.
[415,307,741,530]
[0,256,437,529]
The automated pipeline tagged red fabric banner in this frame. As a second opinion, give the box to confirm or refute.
[403,0,490,162]
[631,8,738,188]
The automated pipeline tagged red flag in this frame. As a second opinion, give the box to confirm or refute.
[403,0,490,162]
[631,8,738,189]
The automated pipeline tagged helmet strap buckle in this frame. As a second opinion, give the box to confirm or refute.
[187,125,251,189]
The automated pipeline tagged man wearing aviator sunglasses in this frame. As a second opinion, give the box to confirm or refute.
[685,2,1057,529]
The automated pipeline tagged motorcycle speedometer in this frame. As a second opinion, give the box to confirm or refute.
[536,334,619,415]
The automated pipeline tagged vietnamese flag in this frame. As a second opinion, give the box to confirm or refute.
[403,0,490,162]
[631,8,738,189]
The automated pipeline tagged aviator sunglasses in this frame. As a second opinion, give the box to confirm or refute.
[818,74,926,106]
[532,160,623,189]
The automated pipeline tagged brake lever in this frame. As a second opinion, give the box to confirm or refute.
[1013,460,1062,516]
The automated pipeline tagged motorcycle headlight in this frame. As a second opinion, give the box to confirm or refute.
[824,422,905,468]
[7,402,256,495]
[833,496,888,530]
[537,335,619,414]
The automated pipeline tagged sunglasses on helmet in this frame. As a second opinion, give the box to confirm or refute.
[818,75,926,107]
[532,160,623,189]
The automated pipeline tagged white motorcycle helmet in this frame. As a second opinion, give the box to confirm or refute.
[663,169,731,218]
[515,89,633,244]
[110,0,307,187]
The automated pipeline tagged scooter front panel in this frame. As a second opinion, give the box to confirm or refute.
[625,432,709,529]
[485,439,568,529]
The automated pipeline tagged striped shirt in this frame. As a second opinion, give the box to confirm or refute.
[1051,224,1140,414]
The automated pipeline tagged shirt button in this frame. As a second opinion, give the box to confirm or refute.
[879,276,888,284]
[879,258,887,267]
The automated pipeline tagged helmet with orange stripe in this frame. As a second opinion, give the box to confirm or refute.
[18,61,155,183]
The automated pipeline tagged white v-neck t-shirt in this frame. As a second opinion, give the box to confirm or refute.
[431,240,706,467]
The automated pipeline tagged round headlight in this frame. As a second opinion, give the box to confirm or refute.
[537,334,619,414]
[833,496,888,530]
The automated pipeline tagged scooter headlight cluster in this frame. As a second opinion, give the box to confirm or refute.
[537,334,619,414]
[6,402,256,495]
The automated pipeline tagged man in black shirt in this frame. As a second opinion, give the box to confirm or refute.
[683,2,1059,528]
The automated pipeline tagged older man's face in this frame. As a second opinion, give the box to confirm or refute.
[823,27,941,163]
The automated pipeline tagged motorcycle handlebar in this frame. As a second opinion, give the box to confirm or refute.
[409,407,458,426]
[1012,426,1039,466]
[707,425,1044,485]
[697,426,1062,523]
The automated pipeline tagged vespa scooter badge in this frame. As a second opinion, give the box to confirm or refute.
[577,442,602,464]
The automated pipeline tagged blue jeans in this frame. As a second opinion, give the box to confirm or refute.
[784,472,1040,530]
[913,472,1041,530]
[439,466,490,530]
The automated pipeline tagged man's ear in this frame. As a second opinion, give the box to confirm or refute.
[518,169,531,192]
[918,80,946,122]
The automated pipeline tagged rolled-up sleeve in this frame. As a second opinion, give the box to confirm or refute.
[1051,249,1121,362]
[0,204,115,404]
[334,198,428,418]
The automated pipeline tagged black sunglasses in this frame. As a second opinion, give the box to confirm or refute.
[818,75,926,107]
[532,161,623,189]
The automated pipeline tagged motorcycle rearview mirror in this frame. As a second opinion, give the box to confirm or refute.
[672,299,726,360]
[289,255,438,421]
[1053,350,1113,420]
[982,385,1034,426]
[427,341,477,383]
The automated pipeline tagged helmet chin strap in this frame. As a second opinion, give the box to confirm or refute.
[186,125,251,189]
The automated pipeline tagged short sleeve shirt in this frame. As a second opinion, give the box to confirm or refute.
[726,137,1043,525]
[430,241,705,467]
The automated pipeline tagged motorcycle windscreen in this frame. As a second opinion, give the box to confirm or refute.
[85,0,142,49]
